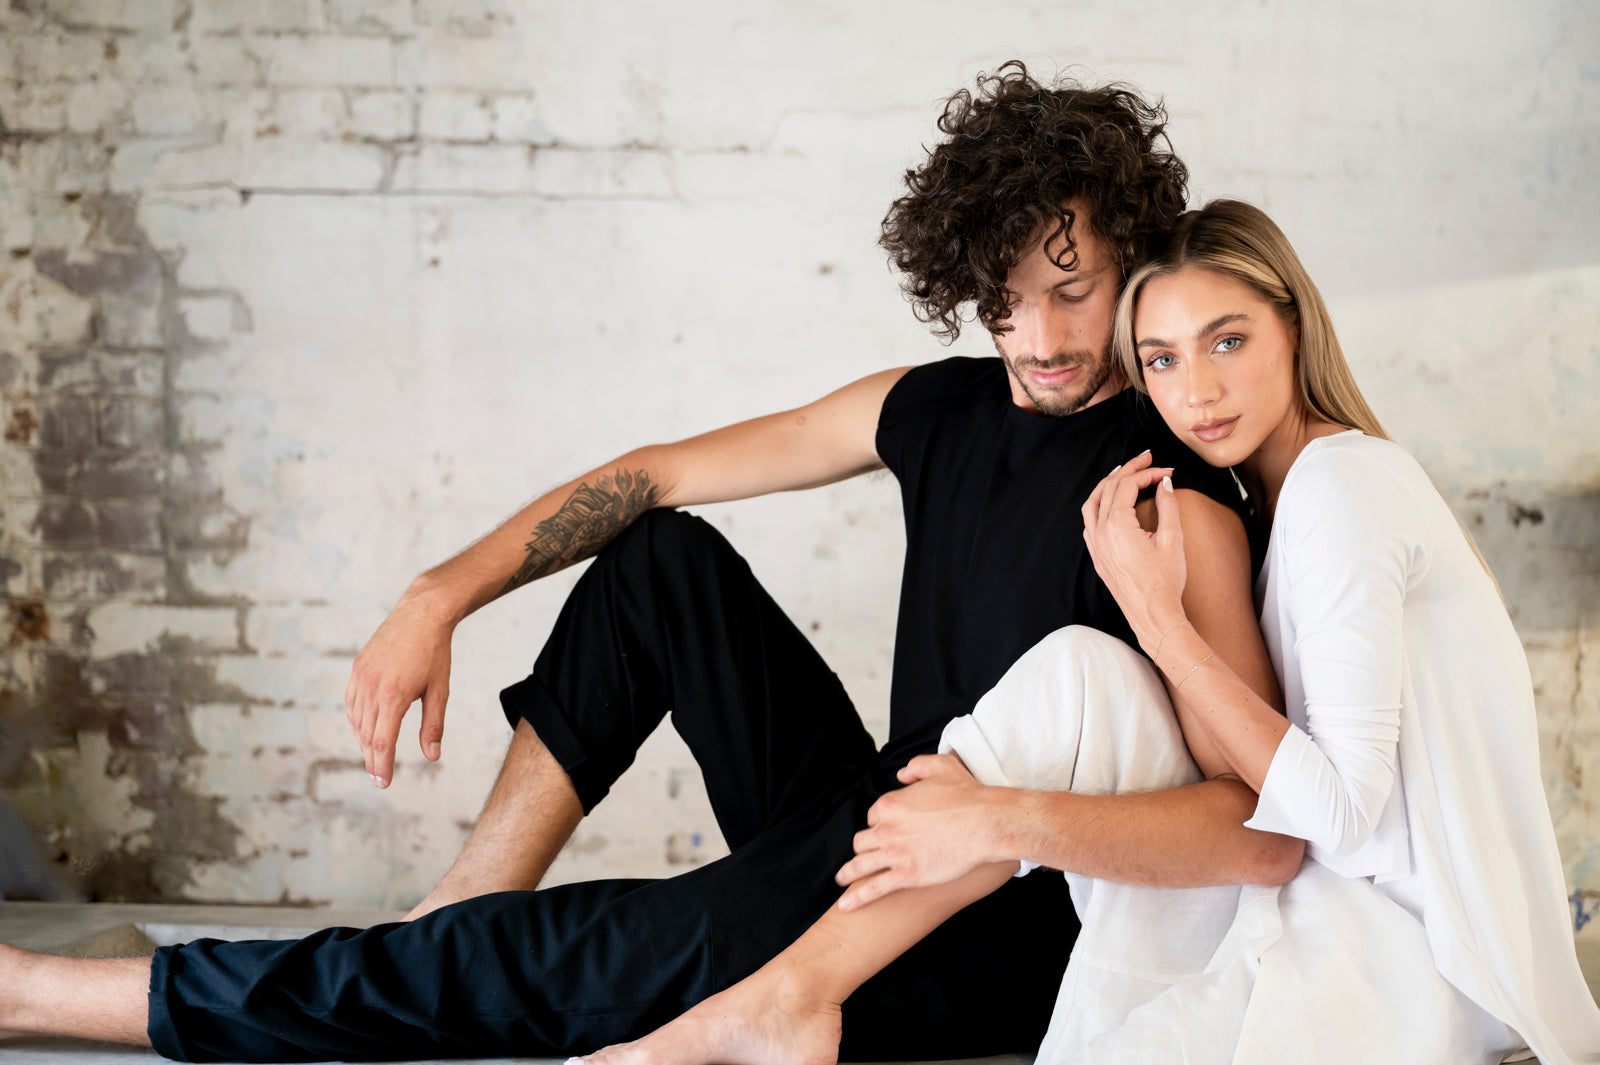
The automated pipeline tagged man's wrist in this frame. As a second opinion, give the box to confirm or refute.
[401,572,469,628]
[983,786,1038,865]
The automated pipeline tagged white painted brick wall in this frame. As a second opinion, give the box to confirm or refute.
[1,0,1595,924]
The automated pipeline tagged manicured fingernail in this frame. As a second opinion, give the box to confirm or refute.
[1162,475,1173,492]
[1110,463,1122,474]
[370,774,383,788]
[427,741,440,759]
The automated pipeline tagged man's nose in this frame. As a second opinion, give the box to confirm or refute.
[1012,302,1066,359]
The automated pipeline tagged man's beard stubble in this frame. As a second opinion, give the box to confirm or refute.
[1003,348,1117,418]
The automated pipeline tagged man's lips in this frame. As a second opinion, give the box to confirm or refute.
[1191,416,1240,443]
[1026,364,1081,388]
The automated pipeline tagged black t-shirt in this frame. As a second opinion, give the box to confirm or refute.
[874,356,1246,768]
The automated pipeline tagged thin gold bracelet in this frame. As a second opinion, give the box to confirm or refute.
[1175,652,1217,690]
[1154,619,1193,663]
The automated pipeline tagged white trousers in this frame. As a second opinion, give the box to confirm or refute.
[940,626,1516,1065]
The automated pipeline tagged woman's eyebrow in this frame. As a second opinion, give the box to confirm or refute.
[1137,312,1253,351]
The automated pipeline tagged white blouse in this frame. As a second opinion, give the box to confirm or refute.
[1243,431,1600,1064]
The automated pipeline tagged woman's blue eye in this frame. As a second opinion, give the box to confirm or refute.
[1216,336,1243,352]
[1146,353,1175,371]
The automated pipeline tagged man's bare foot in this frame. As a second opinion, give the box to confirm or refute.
[570,964,842,1065]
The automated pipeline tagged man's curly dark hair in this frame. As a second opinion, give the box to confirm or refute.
[881,62,1188,342]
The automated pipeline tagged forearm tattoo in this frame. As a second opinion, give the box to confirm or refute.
[499,468,661,596]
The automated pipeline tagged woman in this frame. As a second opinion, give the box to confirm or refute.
[575,201,1599,1065]
[1066,198,1600,1063]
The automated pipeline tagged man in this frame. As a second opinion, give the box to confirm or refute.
[0,63,1297,1061]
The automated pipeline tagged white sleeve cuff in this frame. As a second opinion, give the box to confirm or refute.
[1242,723,1316,838]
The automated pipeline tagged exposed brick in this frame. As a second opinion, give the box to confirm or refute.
[391,143,532,193]
[38,396,96,453]
[107,702,177,749]
[33,498,97,547]
[42,551,165,599]
[490,93,548,143]
[268,89,348,140]
[41,0,178,31]
[98,296,164,348]
[328,0,413,36]
[96,396,165,449]
[130,85,217,138]
[33,249,162,299]
[168,506,247,551]
[347,90,412,139]
[189,0,324,33]
[65,81,132,136]
[0,188,35,250]
[1,442,42,493]
[4,396,41,446]
[0,81,69,133]
[166,449,223,500]
[96,499,162,551]
[192,36,262,87]
[79,452,163,497]
[36,350,97,392]
[394,34,528,91]
[178,296,233,341]
[32,449,78,493]
[419,91,491,141]
[233,142,386,191]
[95,352,165,397]
[87,603,240,658]
[251,36,394,88]
[414,0,514,36]
[531,149,676,200]
[91,650,173,698]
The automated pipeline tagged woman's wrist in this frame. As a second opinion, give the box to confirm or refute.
[1136,603,1191,659]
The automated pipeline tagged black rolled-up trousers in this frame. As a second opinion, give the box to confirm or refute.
[147,510,1080,1063]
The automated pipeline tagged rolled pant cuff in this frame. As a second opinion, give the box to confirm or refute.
[500,672,612,814]
[147,945,194,1062]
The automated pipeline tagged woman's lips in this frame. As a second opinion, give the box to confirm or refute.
[1192,416,1240,443]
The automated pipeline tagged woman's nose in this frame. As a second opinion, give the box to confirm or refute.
[1185,360,1221,406]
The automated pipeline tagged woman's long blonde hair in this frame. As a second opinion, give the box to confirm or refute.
[1114,199,1499,583]
[1112,198,1387,439]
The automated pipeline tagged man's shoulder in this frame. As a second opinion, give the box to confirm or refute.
[879,356,1003,429]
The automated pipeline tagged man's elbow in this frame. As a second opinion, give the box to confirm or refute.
[1248,832,1305,886]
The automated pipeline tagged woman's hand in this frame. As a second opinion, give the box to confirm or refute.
[1081,450,1189,651]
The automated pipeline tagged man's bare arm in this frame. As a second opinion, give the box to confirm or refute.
[347,365,913,789]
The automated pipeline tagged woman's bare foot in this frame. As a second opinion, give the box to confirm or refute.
[571,964,842,1065]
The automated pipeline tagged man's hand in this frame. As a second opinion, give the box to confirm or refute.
[344,591,455,789]
[835,753,1016,911]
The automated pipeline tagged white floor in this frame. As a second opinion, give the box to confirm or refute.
[5,901,1597,1064]
[0,901,1032,1065]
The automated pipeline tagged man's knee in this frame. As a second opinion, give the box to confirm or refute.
[597,508,740,581]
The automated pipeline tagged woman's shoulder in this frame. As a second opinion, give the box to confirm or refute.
[1278,432,1440,543]
[1283,432,1433,504]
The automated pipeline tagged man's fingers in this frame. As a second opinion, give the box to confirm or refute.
[372,693,412,788]
[898,754,940,783]
[838,871,903,912]
[344,671,359,732]
[356,685,378,778]
[836,848,892,887]
[418,682,448,761]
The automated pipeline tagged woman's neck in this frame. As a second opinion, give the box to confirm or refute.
[1238,407,1347,522]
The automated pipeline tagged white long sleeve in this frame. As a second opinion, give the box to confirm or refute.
[1243,445,1430,863]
